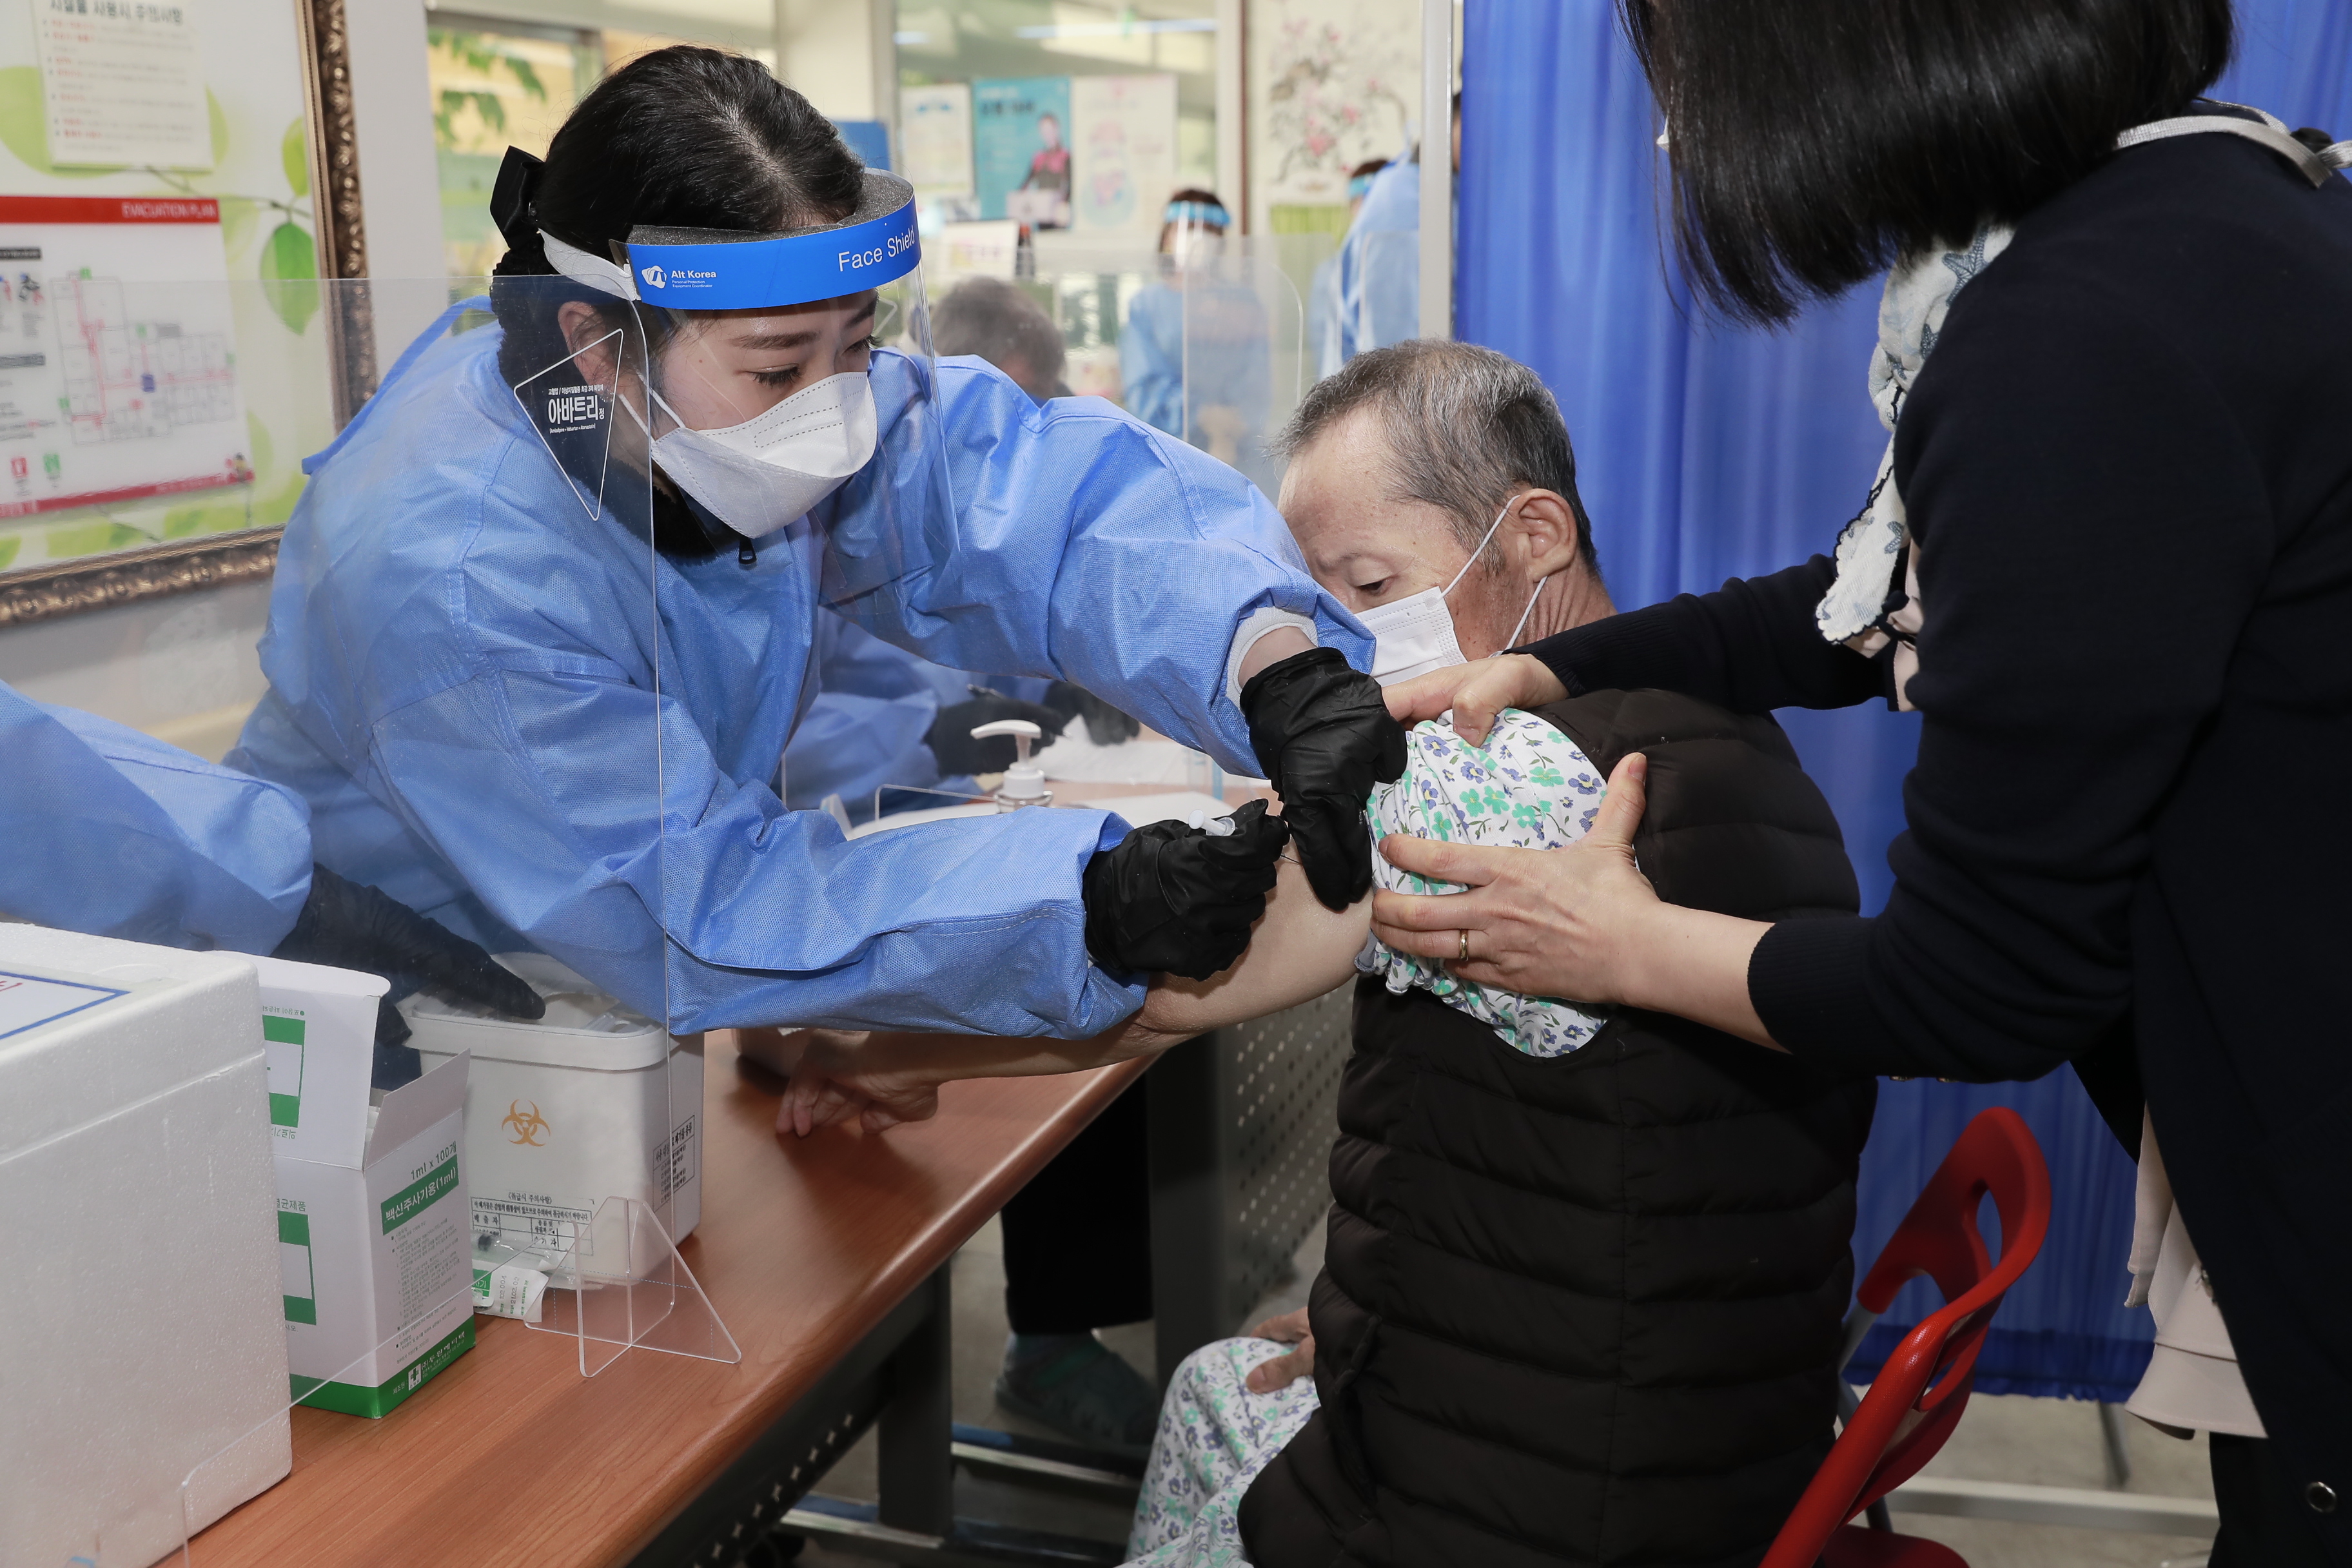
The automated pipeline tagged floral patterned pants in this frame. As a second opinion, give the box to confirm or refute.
[1124,1338,1322,1566]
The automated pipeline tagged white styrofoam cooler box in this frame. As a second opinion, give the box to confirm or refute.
[0,926,291,1567]
[403,954,702,1251]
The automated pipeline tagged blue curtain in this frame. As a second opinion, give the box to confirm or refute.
[1459,0,2352,1402]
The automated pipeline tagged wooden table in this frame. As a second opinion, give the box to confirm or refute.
[188,1031,1150,1568]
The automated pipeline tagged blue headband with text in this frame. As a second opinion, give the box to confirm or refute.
[1164,200,1230,230]
[625,197,920,309]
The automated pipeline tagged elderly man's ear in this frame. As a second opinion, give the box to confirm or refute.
[1501,489,1585,578]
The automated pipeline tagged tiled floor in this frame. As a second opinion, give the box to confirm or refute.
[775,1219,2215,1568]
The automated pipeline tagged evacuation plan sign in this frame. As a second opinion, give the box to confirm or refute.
[0,195,250,518]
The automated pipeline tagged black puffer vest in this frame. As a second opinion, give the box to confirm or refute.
[1239,689,1879,1568]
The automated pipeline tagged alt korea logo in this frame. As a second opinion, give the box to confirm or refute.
[639,264,667,289]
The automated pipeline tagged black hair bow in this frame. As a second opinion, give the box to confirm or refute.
[490,146,544,246]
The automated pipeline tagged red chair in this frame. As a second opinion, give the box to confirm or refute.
[1760,1106,2054,1568]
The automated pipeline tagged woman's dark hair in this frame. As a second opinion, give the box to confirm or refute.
[1622,0,2236,323]
[489,47,865,554]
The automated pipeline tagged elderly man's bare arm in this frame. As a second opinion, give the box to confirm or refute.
[760,856,1368,1133]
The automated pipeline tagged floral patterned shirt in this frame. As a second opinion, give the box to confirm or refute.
[1362,707,1614,1057]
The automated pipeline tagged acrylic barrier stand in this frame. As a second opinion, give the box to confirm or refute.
[170,1197,737,1564]
[524,1195,741,1378]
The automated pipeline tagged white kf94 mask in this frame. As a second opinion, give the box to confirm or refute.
[631,369,879,540]
[1359,498,1549,686]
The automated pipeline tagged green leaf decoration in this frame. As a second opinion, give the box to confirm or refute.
[505,56,548,103]
[44,519,150,557]
[162,497,255,538]
[217,195,259,259]
[282,117,309,197]
[0,535,19,571]
[0,67,121,177]
[210,88,228,168]
[259,221,320,335]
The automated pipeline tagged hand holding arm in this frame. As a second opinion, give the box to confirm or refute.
[1368,754,1780,1048]
[1379,654,1567,747]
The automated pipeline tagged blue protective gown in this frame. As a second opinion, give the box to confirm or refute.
[230,322,1366,1037]
[781,616,979,816]
[1335,159,1422,363]
[0,681,311,952]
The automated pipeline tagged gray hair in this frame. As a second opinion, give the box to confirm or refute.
[930,277,1066,391]
[1275,340,1596,571]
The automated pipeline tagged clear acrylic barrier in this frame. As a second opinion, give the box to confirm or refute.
[169,1279,473,1565]
[522,1195,741,1377]
[166,1194,738,1562]
[1177,244,1308,500]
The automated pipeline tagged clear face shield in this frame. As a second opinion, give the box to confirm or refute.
[531,172,955,1037]
[533,170,942,554]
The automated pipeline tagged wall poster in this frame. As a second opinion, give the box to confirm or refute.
[1247,0,1419,233]
[901,81,975,222]
[1068,74,1177,239]
[0,0,353,625]
[32,0,211,171]
[973,75,1072,229]
[0,195,248,518]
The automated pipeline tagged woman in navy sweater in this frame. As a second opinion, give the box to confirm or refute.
[1377,3,2352,1563]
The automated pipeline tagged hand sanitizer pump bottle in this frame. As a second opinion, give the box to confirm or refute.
[971,719,1053,811]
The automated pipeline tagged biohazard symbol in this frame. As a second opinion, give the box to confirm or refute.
[501,1100,550,1147]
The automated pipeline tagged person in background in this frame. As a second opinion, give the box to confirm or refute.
[1333,96,1457,366]
[932,275,1071,402]
[0,680,542,1084]
[1309,159,1393,378]
[1021,110,1072,226]
[1119,191,1275,490]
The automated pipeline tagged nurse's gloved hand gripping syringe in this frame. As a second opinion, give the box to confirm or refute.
[229,48,1402,1037]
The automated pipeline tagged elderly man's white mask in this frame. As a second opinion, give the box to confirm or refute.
[1358,497,1550,685]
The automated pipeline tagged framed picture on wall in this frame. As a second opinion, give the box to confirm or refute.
[0,0,372,629]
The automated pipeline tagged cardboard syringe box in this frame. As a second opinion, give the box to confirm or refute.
[250,954,477,1418]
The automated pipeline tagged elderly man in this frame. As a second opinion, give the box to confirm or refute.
[1274,337,1613,671]
[773,338,1874,1568]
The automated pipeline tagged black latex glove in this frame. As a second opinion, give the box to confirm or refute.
[1240,647,1407,911]
[1082,798,1288,981]
[273,865,546,1088]
[1043,681,1142,745]
[927,696,1069,775]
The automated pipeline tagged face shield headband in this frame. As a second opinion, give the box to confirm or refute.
[539,169,922,310]
[531,170,921,538]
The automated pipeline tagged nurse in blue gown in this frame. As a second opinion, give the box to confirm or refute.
[230,49,1403,1040]
[0,680,311,954]
[0,681,542,1070]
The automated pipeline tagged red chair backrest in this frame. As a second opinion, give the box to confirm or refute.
[1759,1106,2053,1568]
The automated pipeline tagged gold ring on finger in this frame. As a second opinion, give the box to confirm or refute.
[1458,928,1471,963]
